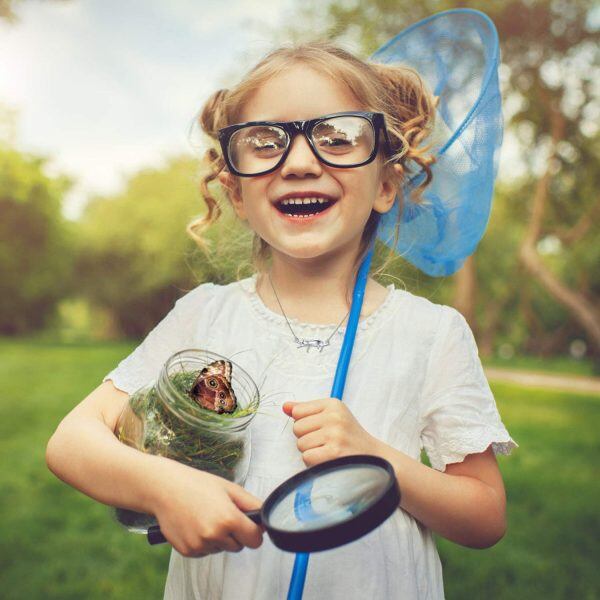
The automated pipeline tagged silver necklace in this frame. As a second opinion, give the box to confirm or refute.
[267,273,350,353]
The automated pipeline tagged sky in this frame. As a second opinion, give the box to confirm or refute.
[0,0,294,219]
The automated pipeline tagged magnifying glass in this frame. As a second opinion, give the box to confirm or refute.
[147,454,400,552]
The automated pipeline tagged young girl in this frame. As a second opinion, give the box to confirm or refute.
[46,42,516,599]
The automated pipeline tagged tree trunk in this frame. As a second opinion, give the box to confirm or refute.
[518,100,600,356]
[537,320,574,356]
[519,280,545,353]
[479,298,504,357]
[452,255,477,332]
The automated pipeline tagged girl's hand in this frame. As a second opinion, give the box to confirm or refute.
[283,398,380,467]
[149,459,264,558]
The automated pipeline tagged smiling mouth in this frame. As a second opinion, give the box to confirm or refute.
[275,197,336,217]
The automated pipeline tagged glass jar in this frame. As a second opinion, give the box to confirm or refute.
[113,348,260,533]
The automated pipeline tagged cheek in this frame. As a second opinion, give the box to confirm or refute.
[239,178,270,205]
[351,172,382,212]
[237,182,277,228]
[354,163,382,192]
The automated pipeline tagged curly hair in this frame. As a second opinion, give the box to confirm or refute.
[188,41,437,281]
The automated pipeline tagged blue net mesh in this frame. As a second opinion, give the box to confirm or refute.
[372,9,503,277]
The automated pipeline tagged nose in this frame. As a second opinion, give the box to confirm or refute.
[279,133,322,178]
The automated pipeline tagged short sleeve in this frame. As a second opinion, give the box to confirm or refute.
[419,306,518,472]
[102,283,215,395]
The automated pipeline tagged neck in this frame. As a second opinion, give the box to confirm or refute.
[256,243,366,324]
[272,255,357,299]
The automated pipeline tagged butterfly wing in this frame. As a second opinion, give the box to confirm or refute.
[189,360,237,414]
[200,360,232,380]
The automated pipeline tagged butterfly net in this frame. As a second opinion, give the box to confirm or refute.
[373,9,503,277]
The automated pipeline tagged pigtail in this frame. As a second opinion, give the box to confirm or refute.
[186,88,230,251]
[371,63,437,201]
[363,63,438,284]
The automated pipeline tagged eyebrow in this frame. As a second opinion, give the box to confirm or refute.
[240,113,338,123]
[239,115,287,123]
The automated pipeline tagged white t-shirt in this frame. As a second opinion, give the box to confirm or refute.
[103,274,517,600]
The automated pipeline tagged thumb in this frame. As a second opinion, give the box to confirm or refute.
[228,483,263,513]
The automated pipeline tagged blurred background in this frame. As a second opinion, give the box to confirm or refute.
[1,1,598,599]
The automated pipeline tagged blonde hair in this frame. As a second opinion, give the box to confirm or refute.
[187,41,437,284]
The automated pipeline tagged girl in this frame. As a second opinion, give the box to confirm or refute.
[46,42,516,599]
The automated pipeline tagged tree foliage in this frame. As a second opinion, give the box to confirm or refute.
[0,0,72,23]
[0,144,75,334]
[74,156,253,337]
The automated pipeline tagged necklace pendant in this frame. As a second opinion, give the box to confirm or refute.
[268,273,347,355]
[295,338,329,352]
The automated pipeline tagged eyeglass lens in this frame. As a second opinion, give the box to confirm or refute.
[228,115,376,175]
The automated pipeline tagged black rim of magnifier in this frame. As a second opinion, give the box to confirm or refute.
[262,454,400,553]
[147,455,400,551]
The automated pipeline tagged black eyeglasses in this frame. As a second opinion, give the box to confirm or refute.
[217,111,394,177]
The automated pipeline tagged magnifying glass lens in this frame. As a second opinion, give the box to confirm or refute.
[268,463,391,532]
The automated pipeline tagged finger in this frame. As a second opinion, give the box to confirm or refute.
[297,429,325,453]
[292,413,323,438]
[187,540,219,558]
[302,445,331,467]
[231,515,264,549]
[228,487,265,549]
[282,401,296,416]
[228,483,263,512]
[219,533,244,553]
[289,399,328,420]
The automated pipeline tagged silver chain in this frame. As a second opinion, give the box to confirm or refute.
[267,272,350,353]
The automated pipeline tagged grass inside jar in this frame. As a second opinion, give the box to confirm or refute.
[115,370,257,531]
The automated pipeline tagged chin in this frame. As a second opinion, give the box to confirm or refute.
[268,235,358,263]
[280,249,328,261]
[268,240,327,259]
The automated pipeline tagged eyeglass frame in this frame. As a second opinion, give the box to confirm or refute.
[217,111,395,177]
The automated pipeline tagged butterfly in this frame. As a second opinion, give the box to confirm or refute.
[188,359,238,414]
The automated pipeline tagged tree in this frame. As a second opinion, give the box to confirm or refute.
[74,155,252,338]
[0,144,75,334]
[0,0,72,22]
[0,0,19,21]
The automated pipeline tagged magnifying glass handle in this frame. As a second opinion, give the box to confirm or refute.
[147,510,263,545]
[244,509,262,525]
[147,524,167,545]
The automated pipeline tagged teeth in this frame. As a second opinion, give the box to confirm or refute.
[280,197,331,205]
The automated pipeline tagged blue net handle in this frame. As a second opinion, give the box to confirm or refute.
[287,245,375,600]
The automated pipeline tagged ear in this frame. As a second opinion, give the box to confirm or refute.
[372,164,400,215]
[218,170,246,220]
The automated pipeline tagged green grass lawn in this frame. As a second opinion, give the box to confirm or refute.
[1,339,598,599]
[481,354,598,378]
